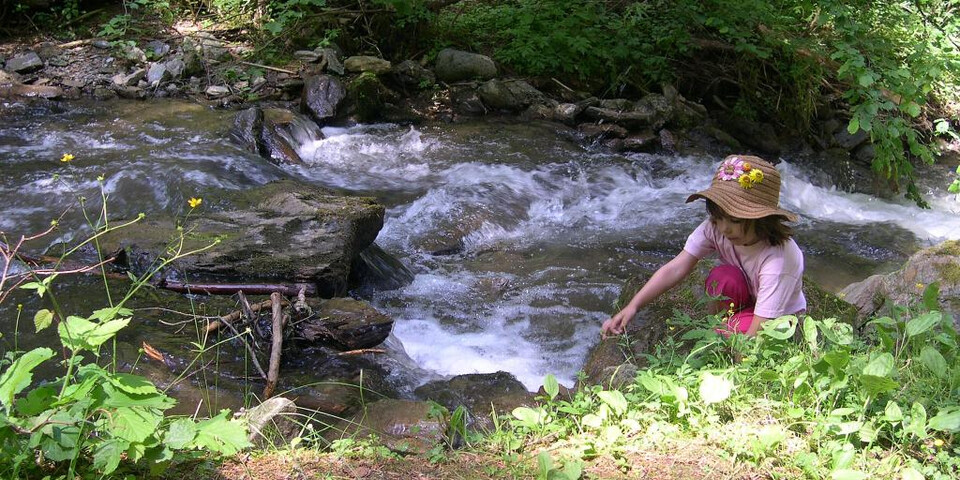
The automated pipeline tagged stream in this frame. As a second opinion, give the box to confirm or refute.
[2,98,959,398]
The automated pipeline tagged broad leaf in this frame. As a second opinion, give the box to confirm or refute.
[859,375,898,397]
[928,407,960,433]
[110,373,160,395]
[192,410,252,456]
[862,353,894,377]
[802,317,818,352]
[884,401,903,423]
[34,309,53,333]
[906,312,940,338]
[831,469,866,480]
[759,315,796,340]
[164,418,197,449]
[109,406,162,444]
[93,438,128,475]
[919,346,948,379]
[542,374,559,400]
[922,282,940,311]
[0,347,55,411]
[597,390,628,416]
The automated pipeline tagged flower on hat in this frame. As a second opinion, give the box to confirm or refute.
[717,157,745,181]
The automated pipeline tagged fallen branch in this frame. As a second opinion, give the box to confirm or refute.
[336,348,386,356]
[160,280,316,297]
[237,61,296,75]
[206,297,288,333]
[262,292,285,399]
[219,311,268,381]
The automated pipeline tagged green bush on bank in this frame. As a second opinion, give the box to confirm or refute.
[496,283,959,479]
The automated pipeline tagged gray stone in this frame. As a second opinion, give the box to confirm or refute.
[434,48,497,83]
[121,44,147,64]
[344,55,392,75]
[144,40,170,59]
[92,40,112,49]
[0,83,63,99]
[194,33,231,62]
[146,62,171,85]
[477,79,544,112]
[6,52,44,73]
[102,179,385,298]
[578,122,629,140]
[205,85,230,98]
[115,85,146,100]
[300,74,346,124]
[337,399,444,454]
[0,70,19,86]
[391,60,435,89]
[294,50,320,63]
[164,57,185,78]
[715,112,782,155]
[834,126,870,150]
[315,48,344,75]
[414,372,534,433]
[111,68,147,87]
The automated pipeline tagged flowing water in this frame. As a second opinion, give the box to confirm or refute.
[2,99,959,394]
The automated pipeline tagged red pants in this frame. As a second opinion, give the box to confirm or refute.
[705,264,755,334]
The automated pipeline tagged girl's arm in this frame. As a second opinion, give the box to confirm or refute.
[745,315,770,336]
[601,250,700,336]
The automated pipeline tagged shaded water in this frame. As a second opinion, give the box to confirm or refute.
[2,99,959,396]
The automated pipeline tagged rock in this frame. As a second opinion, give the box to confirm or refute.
[344,55,392,75]
[144,40,170,59]
[853,143,876,164]
[121,44,147,64]
[345,72,399,122]
[315,48,344,75]
[61,78,87,89]
[414,371,535,433]
[840,240,960,329]
[337,399,445,454]
[294,50,320,63]
[583,104,662,130]
[242,397,300,448]
[93,87,118,100]
[833,127,870,150]
[115,85,146,100]
[0,70,20,86]
[258,108,318,165]
[622,130,659,152]
[112,68,146,87]
[164,57,185,79]
[193,33,232,62]
[715,112,781,155]
[434,48,497,83]
[477,79,545,112]
[578,123,629,140]
[205,85,230,98]
[391,60,435,89]
[230,107,264,154]
[598,98,634,111]
[350,244,415,292]
[449,84,486,115]
[92,40,112,49]
[6,52,44,73]
[146,62,172,86]
[301,74,346,125]
[553,98,597,125]
[298,297,393,350]
[0,83,63,99]
[103,179,385,298]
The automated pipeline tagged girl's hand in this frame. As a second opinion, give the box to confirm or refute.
[601,306,636,338]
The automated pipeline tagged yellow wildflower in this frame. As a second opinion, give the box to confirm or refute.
[750,168,764,183]
[60,153,74,163]
[916,283,924,290]
[933,439,944,447]
[188,197,202,208]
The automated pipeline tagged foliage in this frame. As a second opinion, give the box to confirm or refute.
[0,172,250,478]
[493,284,959,479]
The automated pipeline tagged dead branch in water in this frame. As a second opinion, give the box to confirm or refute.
[159,280,317,297]
[262,292,285,399]
[205,297,289,334]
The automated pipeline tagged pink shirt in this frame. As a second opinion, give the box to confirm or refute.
[683,220,806,318]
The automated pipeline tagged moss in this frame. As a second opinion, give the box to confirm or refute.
[935,262,960,285]
[934,240,960,257]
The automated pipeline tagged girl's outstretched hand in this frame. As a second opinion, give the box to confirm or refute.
[601,306,636,338]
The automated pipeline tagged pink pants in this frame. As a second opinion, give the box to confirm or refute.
[705,264,755,335]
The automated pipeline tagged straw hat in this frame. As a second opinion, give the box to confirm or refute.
[686,155,797,222]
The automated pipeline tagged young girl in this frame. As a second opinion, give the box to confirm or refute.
[602,155,805,337]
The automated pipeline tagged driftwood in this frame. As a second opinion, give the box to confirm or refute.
[160,280,317,297]
[206,297,289,333]
[262,292,285,399]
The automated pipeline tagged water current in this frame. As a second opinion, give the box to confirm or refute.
[2,99,959,393]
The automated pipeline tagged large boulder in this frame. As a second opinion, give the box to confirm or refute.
[414,371,535,433]
[333,399,445,454]
[102,180,385,297]
[301,74,346,125]
[434,48,497,83]
[230,107,323,165]
[477,79,547,112]
[841,240,960,329]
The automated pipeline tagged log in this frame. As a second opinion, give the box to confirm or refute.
[206,297,288,334]
[297,298,393,350]
[159,280,317,297]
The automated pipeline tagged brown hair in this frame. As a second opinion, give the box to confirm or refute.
[706,200,793,246]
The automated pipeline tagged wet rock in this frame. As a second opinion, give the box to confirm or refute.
[344,55,392,75]
[391,60,435,89]
[301,74,346,125]
[449,83,486,115]
[434,48,497,83]
[6,51,44,73]
[115,85,146,100]
[103,179,385,298]
[350,244,415,292]
[93,87,118,100]
[259,108,313,164]
[294,50,320,63]
[145,40,171,59]
[415,371,535,432]
[583,103,663,130]
[337,399,445,454]
[298,297,393,350]
[0,83,63,99]
[242,397,300,448]
[230,106,264,154]
[112,68,146,87]
[164,57,185,79]
[345,72,399,122]
[121,44,147,64]
[834,127,870,150]
[578,123,628,140]
[146,62,172,86]
[315,48,344,75]
[622,130,659,152]
[840,240,960,329]
[553,98,597,125]
[92,40,112,49]
[477,79,545,112]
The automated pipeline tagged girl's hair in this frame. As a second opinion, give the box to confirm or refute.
[706,200,793,246]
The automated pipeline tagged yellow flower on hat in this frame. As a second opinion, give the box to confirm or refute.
[738,174,753,189]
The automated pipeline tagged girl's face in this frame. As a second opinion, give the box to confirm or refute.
[711,215,759,246]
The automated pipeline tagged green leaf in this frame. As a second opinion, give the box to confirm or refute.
[847,117,860,134]
[884,401,903,423]
[542,374,559,400]
[857,73,874,87]
[919,346,948,379]
[34,309,53,333]
[15,384,56,416]
[823,349,851,373]
[859,375,898,397]
[597,390,628,416]
[0,348,55,411]
[928,407,960,433]
[802,317,818,352]
[109,373,160,395]
[100,382,175,409]
[906,312,940,337]
[900,468,924,480]
[164,418,197,449]
[863,353,894,377]
[902,102,921,118]
[93,438,128,475]
[759,315,796,340]
[58,316,130,353]
[512,406,544,426]
[906,402,928,438]
[191,410,252,456]
[89,306,133,323]
[922,283,940,311]
[109,406,162,444]
[699,372,733,405]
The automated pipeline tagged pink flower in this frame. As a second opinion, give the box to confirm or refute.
[717,157,745,181]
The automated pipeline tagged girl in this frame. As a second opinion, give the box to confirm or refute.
[602,155,805,337]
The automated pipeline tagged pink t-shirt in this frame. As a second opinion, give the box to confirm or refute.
[683,219,806,318]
